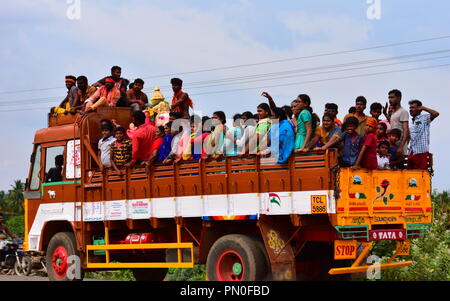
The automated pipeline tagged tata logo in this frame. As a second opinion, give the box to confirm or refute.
[370,230,406,241]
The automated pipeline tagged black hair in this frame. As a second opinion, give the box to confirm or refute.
[343,116,359,129]
[378,122,387,132]
[115,126,126,134]
[281,105,293,119]
[389,128,402,139]
[272,107,287,121]
[101,123,113,132]
[165,122,173,129]
[157,126,165,135]
[128,82,134,90]
[55,155,64,166]
[169,111,182,119]
[111,66,121,73]
[253,113,259,120]
[348,106,356,114]
[65,75,76,81]
[213,111,226,124]
[378,140,390,149]
[133,111,146,125]
[233,113,242,122]
[322,113,335,121]
[389,89,402,99]
[100,119,112,125]
[370,102,383,112]
[257,103,271,116]
[298,94,311,107]
[355,96,367,106]
[241,111,254,120]
[170,78,183,86]
[325,103,338,111]
[134,78,145,86]
[76,75,88,83]
[408,99,423,107]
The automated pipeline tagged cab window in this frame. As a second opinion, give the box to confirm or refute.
[44,146,65,183]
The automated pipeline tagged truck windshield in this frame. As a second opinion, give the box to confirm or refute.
[29,145,42,190]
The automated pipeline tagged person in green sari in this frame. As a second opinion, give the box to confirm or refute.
[293,94,314,153]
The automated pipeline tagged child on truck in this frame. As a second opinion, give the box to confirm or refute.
[377,141,391,170]
[110,127,132,174]
[98,122,116,171]
[387,128,404,170]
[318,116,363,168]
[352,117,378,170]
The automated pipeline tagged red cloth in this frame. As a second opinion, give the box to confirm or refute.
[149,137,163,155]
[131,123,156,162]
[362,133,378,170]
[171,90,194,111]
[407,152,429,170]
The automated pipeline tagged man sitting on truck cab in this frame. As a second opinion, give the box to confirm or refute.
[93,66,129,107]
[76,75,97,108]
[50,75,80,116]
[84,77,121,113]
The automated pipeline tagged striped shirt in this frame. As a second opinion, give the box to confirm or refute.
[409,112,431,155]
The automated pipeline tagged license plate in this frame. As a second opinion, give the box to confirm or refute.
[334,240,357,260]
[369,229,406,241]
[311,195,327,214]
[396,240,411,255]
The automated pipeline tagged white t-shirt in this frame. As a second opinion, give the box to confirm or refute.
[377,154,390,169]
[98,136,116,167]
[390,106,409,154]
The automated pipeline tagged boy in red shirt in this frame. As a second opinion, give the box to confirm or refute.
[352,117,378,170]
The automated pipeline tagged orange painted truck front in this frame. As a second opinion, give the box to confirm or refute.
[23,108,433,281]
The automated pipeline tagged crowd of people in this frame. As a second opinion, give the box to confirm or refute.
[52,66,440,173]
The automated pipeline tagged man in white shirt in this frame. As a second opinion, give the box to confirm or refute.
[388,89,409,156]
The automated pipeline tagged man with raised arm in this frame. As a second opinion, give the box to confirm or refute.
[407,100,439,169]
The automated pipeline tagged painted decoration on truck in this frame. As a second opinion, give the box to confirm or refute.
[83,202,104,221]
[127,199,150,219]
[105,200,127,220]
[408,178,418,188]
[352,175,362,185]
[269,193,281,207]
[374,179,394,205]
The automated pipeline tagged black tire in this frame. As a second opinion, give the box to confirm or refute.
[46,232,83,281]
[206,234,268,281]
[250,236,272,280]
[14,256,32,276]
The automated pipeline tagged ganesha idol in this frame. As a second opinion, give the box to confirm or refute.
[147,87,170,127]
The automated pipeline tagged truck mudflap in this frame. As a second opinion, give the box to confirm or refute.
[328,240,412,275]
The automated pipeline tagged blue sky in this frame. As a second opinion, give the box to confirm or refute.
[0,0,449,191]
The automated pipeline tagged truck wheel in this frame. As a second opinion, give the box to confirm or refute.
[206,234,268,281]
[46,232,83,281]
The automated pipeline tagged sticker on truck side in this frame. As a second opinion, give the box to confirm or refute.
[334,240,357,260]
[311,195,327,214]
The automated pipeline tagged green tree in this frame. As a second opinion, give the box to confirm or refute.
[4,180,25,215]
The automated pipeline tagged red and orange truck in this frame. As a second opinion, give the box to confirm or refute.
[23,108,433,281]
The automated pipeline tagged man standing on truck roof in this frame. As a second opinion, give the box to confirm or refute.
[170,78,193,119]
[343,96,368,136]
[407,99,439,170]
[125,111,156,168]
[84,77,121,113]
[50,75,80,116]
[93,66,130,107]
[388,89,410,157]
